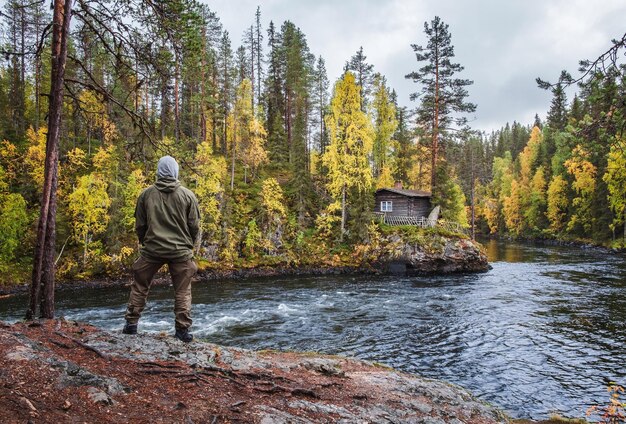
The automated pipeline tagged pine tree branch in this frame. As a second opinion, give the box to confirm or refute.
[538,32,626,89]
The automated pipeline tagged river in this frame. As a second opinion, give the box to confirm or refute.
[0,240,624,420]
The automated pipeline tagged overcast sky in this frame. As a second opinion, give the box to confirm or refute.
[203,0,626,133]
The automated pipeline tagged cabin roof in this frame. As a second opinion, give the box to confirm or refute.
[375,188,432,198]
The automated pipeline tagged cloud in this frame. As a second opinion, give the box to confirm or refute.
[202,0,626,133]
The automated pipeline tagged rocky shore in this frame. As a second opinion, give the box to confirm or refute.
[0,319,506,423]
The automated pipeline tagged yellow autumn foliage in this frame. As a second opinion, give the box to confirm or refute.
[194,140,227,242]
[503,179,523,235]
[0,140,19,188]
[68,173,111,266]
[547,174,569,233]
[564,145,596,233]
[603,140,626,243]
[24,126,47,190]
[323,72,374,237]
[79,90,118,144]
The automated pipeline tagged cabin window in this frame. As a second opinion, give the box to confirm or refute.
[380,201,393,212]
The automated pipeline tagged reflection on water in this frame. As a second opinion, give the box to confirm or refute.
[0,241,625,420]
[484,238,525,262]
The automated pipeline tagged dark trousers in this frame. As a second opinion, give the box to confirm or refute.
[125,256,198,330]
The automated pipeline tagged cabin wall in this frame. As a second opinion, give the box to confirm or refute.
[409,197,431,218]
[375,193,409,216]
[374,193,431,218]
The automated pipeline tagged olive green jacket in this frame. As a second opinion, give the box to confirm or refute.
[135,177,200,262]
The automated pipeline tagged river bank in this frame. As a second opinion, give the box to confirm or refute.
[0,319,507,423]
[0,232,489,296]
[480,234,626,254]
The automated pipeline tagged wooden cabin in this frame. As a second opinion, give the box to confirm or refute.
[374,185,432,220]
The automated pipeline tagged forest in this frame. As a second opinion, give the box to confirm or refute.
[0,0,624,288]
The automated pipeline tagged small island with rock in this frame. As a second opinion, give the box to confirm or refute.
[195,225,489,283]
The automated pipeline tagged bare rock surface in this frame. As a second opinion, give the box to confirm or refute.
[0,320,506,423]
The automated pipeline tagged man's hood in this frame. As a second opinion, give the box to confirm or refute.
[157,155,179,180]
[155,156,181,193]
[155,177,181,193]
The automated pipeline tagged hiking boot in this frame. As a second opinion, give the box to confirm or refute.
[122,322,137,335]
[175,328,193,343]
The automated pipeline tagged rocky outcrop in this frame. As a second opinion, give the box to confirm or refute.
[382,236,490,274]
[0,320,507,423]
[196,235,490,282]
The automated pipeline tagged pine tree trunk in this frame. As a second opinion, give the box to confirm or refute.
[249,26,255,113]
[83,234,88,268]
[160,76,167,140]
[34,3,43,131]
[319,89,324,153]
[431,37,440,194]
[40,184,57,319]
[174,59,180,143]
[286,91,292,163]
[432,87,439,192]
[417,161,423,190]
[19,1,26,138]
[27,0,72,320]
[35,53,41,130]
[212,72,218,152]
[255,8,262,107]
[471,179,476,240]
[230,120,236,190]
[341,184,346,242]
[221,57,229,155]
[305,99,310,174]
[200,34,207,144]
[145,74,150,117]
[134,59,139,114]
[200,111,206,144]
[9,5,20,138]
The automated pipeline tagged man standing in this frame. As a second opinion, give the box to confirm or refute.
[123,155,200,342]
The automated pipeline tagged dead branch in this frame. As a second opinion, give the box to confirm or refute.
[49,339,71,349]
[137,369,181,375]
[54,331,110,360]
[139,361,185,369]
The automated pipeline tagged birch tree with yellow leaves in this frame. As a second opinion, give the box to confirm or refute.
[564,145,596,235]
[603,141,626,244]
[68,172,111,268]
[194,140,227,245]
[546,174,569,233]
[323,72,373,240]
